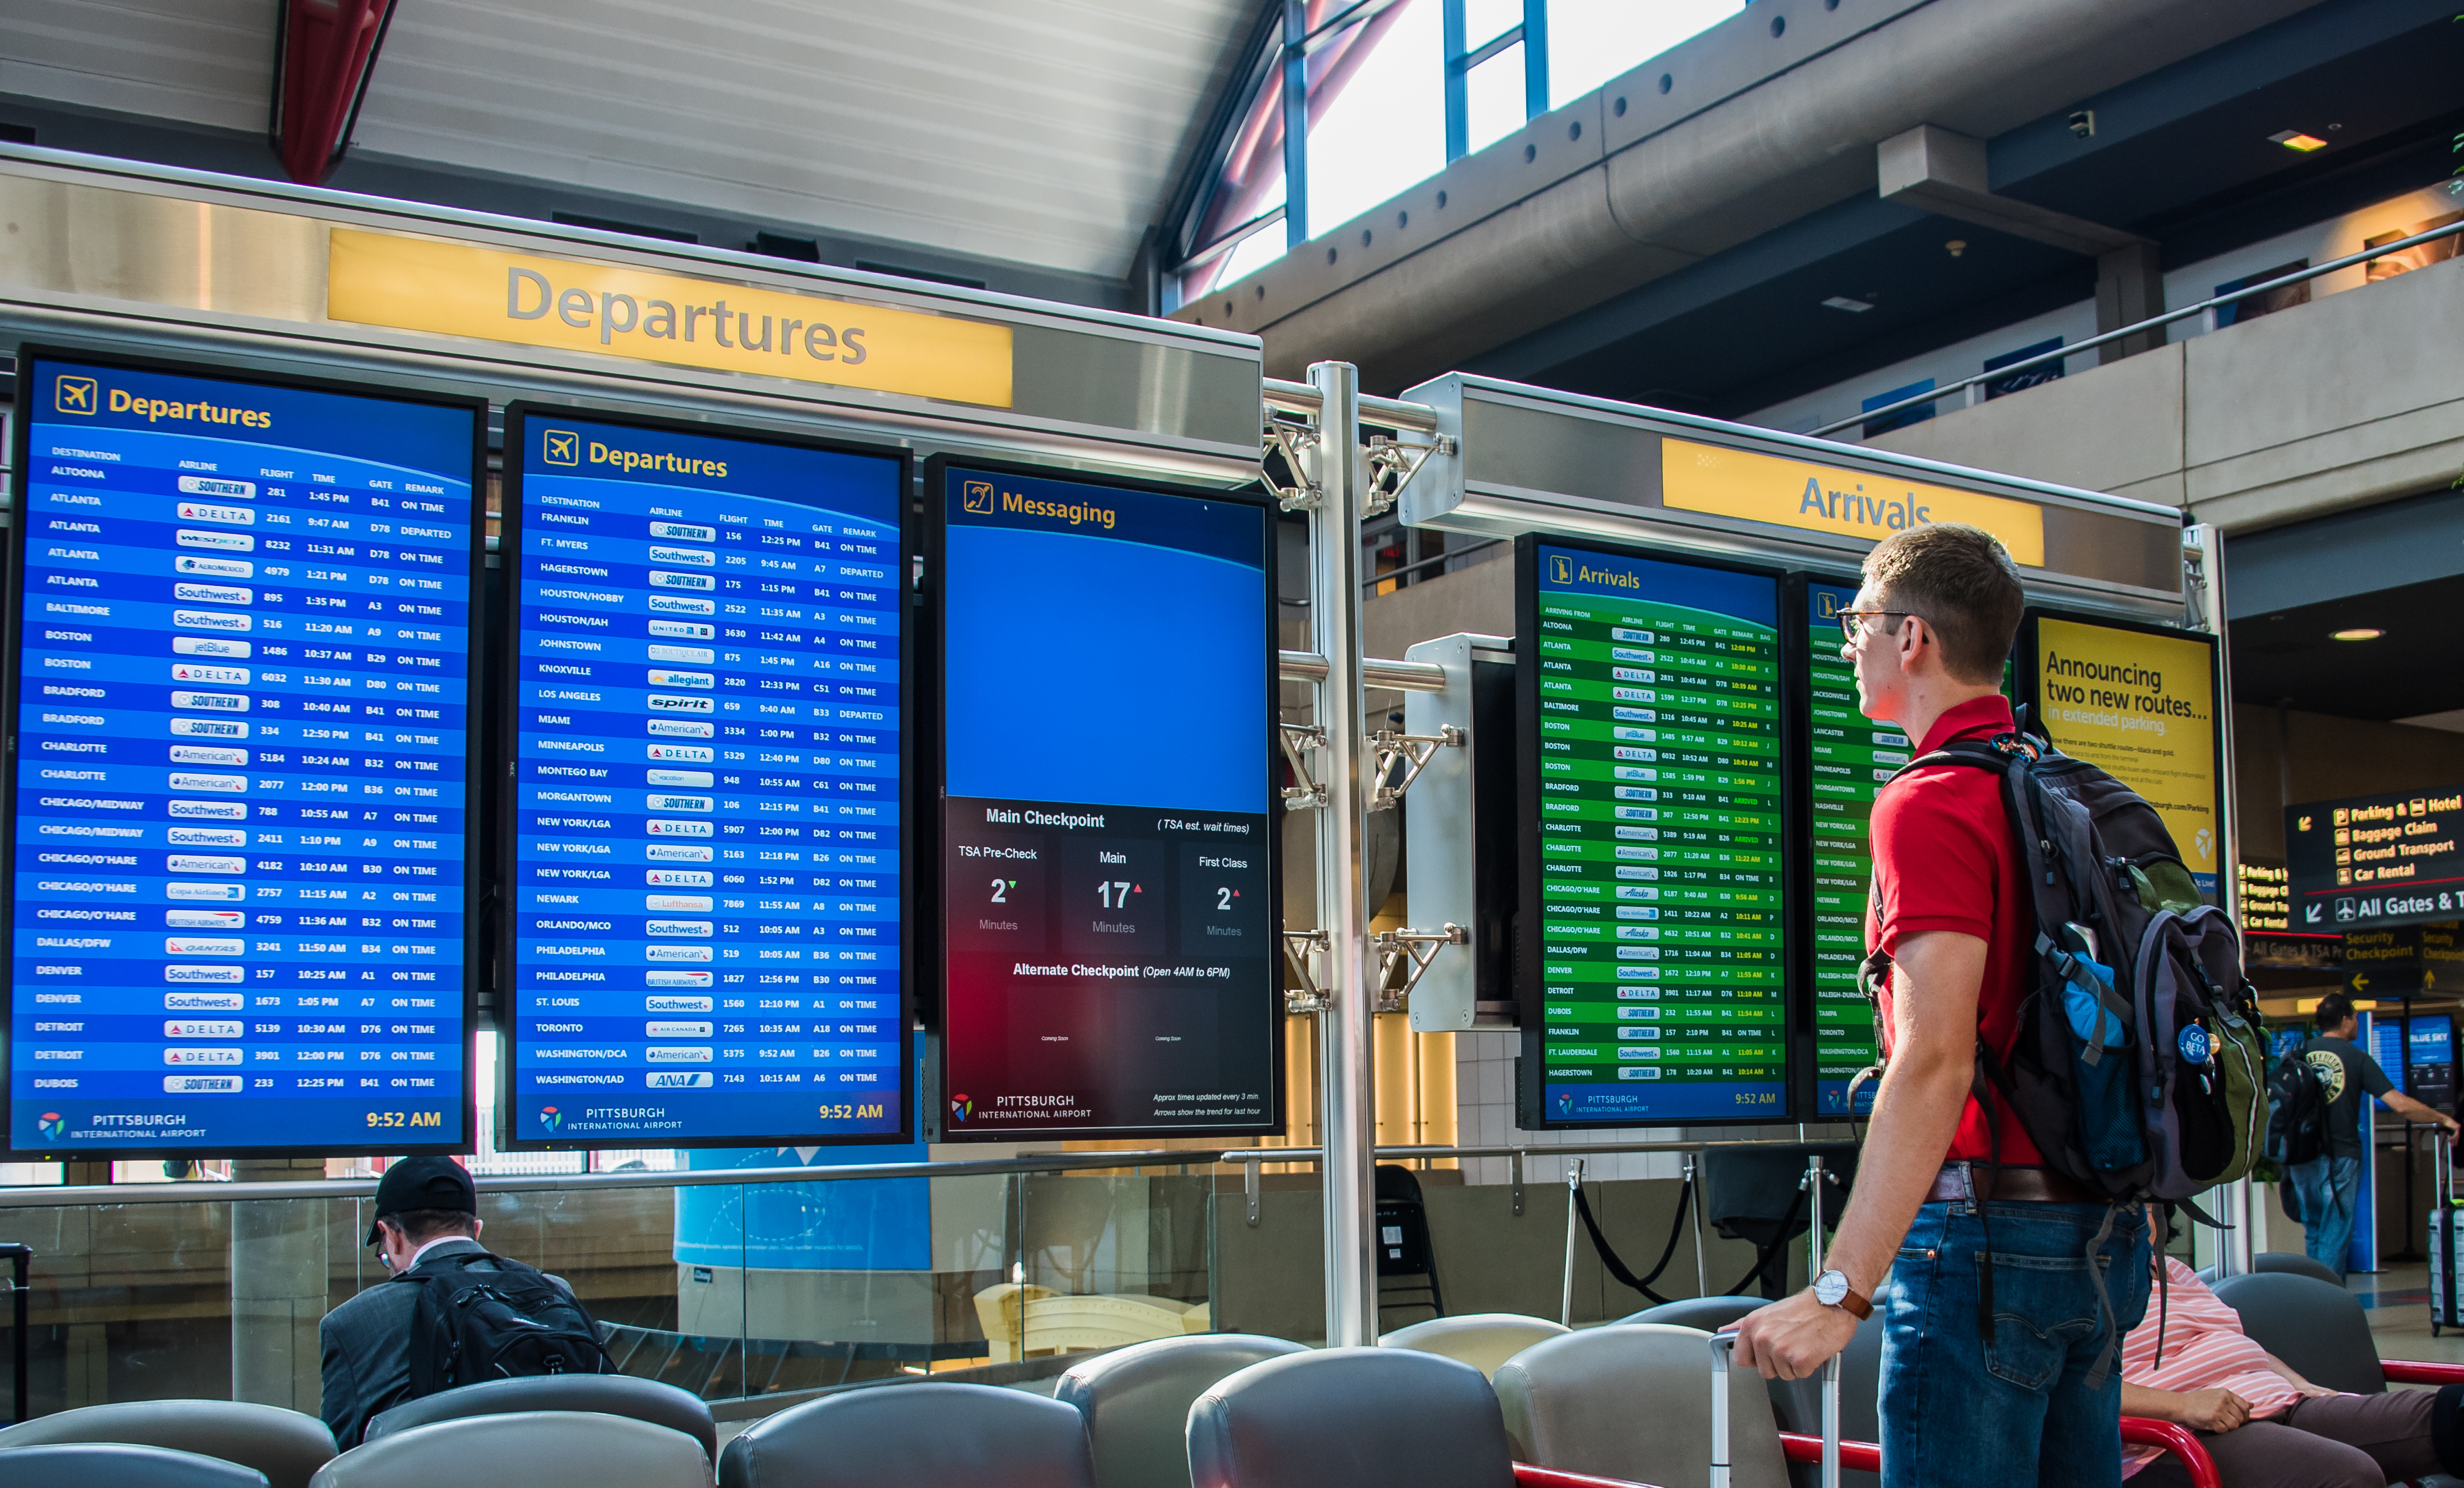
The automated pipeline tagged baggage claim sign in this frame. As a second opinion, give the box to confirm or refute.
[2288,787,2464,933]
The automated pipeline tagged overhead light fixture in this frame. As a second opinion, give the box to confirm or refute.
[1822,295,1874,313]
[2332,628,2384,641]
[1945,240,1968,258]
[2270,129,2328,153]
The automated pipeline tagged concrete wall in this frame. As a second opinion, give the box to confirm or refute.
[1870,251,2464,534]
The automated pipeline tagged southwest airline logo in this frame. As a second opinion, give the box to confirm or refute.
[1550,553,1574,584]
[961,481,995,514]
[543,429,580,466]
[55,376,98,415]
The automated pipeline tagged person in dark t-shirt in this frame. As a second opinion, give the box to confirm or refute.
[2289,992,2457,1278]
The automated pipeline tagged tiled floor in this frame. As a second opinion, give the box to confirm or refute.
[2349,1260,2464,1365]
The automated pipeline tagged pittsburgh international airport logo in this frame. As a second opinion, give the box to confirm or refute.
[961,481,996,514]
[1555,1092,1574,1117]
[1550,553,1574,584]
[37,1112,65,1141]
[55,376,98,416]
[538,1106,562,1134]
[950,1093,972,1123]
[543,428,580,466]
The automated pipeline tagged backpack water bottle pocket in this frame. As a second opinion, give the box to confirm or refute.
[2056,935,2146,1174]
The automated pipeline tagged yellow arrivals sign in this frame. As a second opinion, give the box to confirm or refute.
[1661,437,2046,568]
[326,229,1013,407]
[2035,617,2222,885]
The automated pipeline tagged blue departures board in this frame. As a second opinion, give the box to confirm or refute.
[502,410,909,1149]
[7,352,481,1156]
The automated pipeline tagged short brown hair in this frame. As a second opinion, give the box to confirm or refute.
[1860,523,2024,684]
[380,1208,480,1245]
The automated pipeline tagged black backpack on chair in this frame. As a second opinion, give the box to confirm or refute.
[403,1248,613,1397]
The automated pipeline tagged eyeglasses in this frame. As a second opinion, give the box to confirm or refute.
[1837,609,1920,644]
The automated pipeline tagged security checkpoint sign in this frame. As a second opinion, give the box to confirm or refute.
[326,230,1014,407]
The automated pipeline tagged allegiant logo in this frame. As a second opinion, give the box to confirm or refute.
[507,268,869,364]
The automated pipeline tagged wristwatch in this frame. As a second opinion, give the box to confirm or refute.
[1813,1269,1874,1320]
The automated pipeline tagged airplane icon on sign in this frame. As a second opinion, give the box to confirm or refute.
[543,428,579,465]
[55,376,97,414]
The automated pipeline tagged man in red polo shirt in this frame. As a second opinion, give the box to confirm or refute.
[1735,523,2150,1488]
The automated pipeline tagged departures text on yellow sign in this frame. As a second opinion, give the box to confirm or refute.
[325,229,1013,407]
[1660,437,2046,568]
[2037,618,2220,881]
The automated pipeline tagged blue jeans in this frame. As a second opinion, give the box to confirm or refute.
[1879,1199,2152,1488]
[2289,1154,2363,1278]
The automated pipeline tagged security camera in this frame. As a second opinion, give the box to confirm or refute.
[2068,110,2095,139]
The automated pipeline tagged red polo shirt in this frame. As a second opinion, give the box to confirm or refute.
[1866,694,2043,1166]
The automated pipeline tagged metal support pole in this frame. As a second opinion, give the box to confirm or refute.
[1310,360,1379,1348]
[1806,1157,1841,1488]
[1561,1158,1585,1326]
[2,1241,27,1424]
[2187,522,2255,1278]
[1689,1154,1708,1295]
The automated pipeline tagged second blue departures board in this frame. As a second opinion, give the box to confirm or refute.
[500,408,911,1149]
[7,348,483,1158]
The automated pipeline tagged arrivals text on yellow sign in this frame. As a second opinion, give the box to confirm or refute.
[325,229,1013,407]
[1660,437,2046,567]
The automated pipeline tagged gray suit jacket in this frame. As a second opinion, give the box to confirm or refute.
[318,1237,491,1448]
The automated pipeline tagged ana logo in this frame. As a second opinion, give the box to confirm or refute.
[543,428,580,466]
[961,480,996,515]
[1550,553,1575,584]
[55,376,98,416]
[37,1112,65,1141]
[950,1093,972,1122]
[538,1106,562,1134]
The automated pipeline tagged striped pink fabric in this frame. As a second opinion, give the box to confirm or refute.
[2119,1258,2301,1475]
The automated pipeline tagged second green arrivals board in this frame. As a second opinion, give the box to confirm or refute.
[1518,540,1789,1126]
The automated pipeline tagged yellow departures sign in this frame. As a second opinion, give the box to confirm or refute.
[325,229,1013,407]
[1661,437,2045,567]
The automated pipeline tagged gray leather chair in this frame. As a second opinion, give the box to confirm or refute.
[2212,1271,2385,1395]
[1766,1310,1883,1488]
[0,1400,335,1488]
[1494,1324,1789,1488]
[1378,1313,1569,1378]
[364,1373,717,1461]
[1054,1333,1306,1488]
[1187,1347,1515,1488]
[0,1443,269,1488]
[310,1412,708,1488]
[1616,1296,1768,1331]
[720,1381,1093,1488]
[2252,1251,2344,1285]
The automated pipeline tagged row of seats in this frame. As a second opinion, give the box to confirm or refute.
[0,1251,2371,1488]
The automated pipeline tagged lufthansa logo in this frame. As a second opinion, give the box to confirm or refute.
[55,376,98,415]
[543,429,580,466]
[1550,553,1574,583]
[961,480,995,514]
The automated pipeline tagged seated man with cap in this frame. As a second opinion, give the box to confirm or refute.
[318,1155,515,1447]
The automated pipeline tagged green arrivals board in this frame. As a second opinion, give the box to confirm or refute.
[1804,580,1913,1114]
[1518,540,1791,1126]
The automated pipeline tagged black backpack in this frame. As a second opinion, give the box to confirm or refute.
[403,1249,613,1397]
[2265,1045,2330,1170]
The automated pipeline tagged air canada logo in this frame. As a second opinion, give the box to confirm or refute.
[543,428,580,466]
[950,1093,973,1123]
[1550,553,1575,584]
[961,481,996,514]
[538,1106,562,1134]
[55,376,98,415]
[37,1112,65,1141]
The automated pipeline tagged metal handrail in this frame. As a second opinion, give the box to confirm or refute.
[1807,215,2464,439]
[0,1132,1838,1209]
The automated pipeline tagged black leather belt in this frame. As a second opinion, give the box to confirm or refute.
[1927,1163,2100,1205]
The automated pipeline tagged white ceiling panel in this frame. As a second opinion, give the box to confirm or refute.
[0,0,1257,279]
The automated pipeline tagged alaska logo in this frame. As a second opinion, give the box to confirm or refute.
[538,1106,562,1134]
[950,1093,972,1123]
[37,1111,65,1141]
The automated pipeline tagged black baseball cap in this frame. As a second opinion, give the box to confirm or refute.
[366,1156,476,1245]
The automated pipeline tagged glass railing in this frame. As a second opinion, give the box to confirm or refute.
[0,1140,1833,1421]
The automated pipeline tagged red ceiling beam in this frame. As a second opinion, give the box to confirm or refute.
[269,0,401,185]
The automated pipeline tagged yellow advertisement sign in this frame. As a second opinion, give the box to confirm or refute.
[326,229,1013,407]
[2036,617,2221,886]
[1661,437,2046,568]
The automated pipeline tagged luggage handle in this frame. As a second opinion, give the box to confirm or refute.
[1708,1155,1845,1488]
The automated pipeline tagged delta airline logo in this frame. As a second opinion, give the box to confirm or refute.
[543,429,580,466]
[55,376,98,416]
[961,481,995,514]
